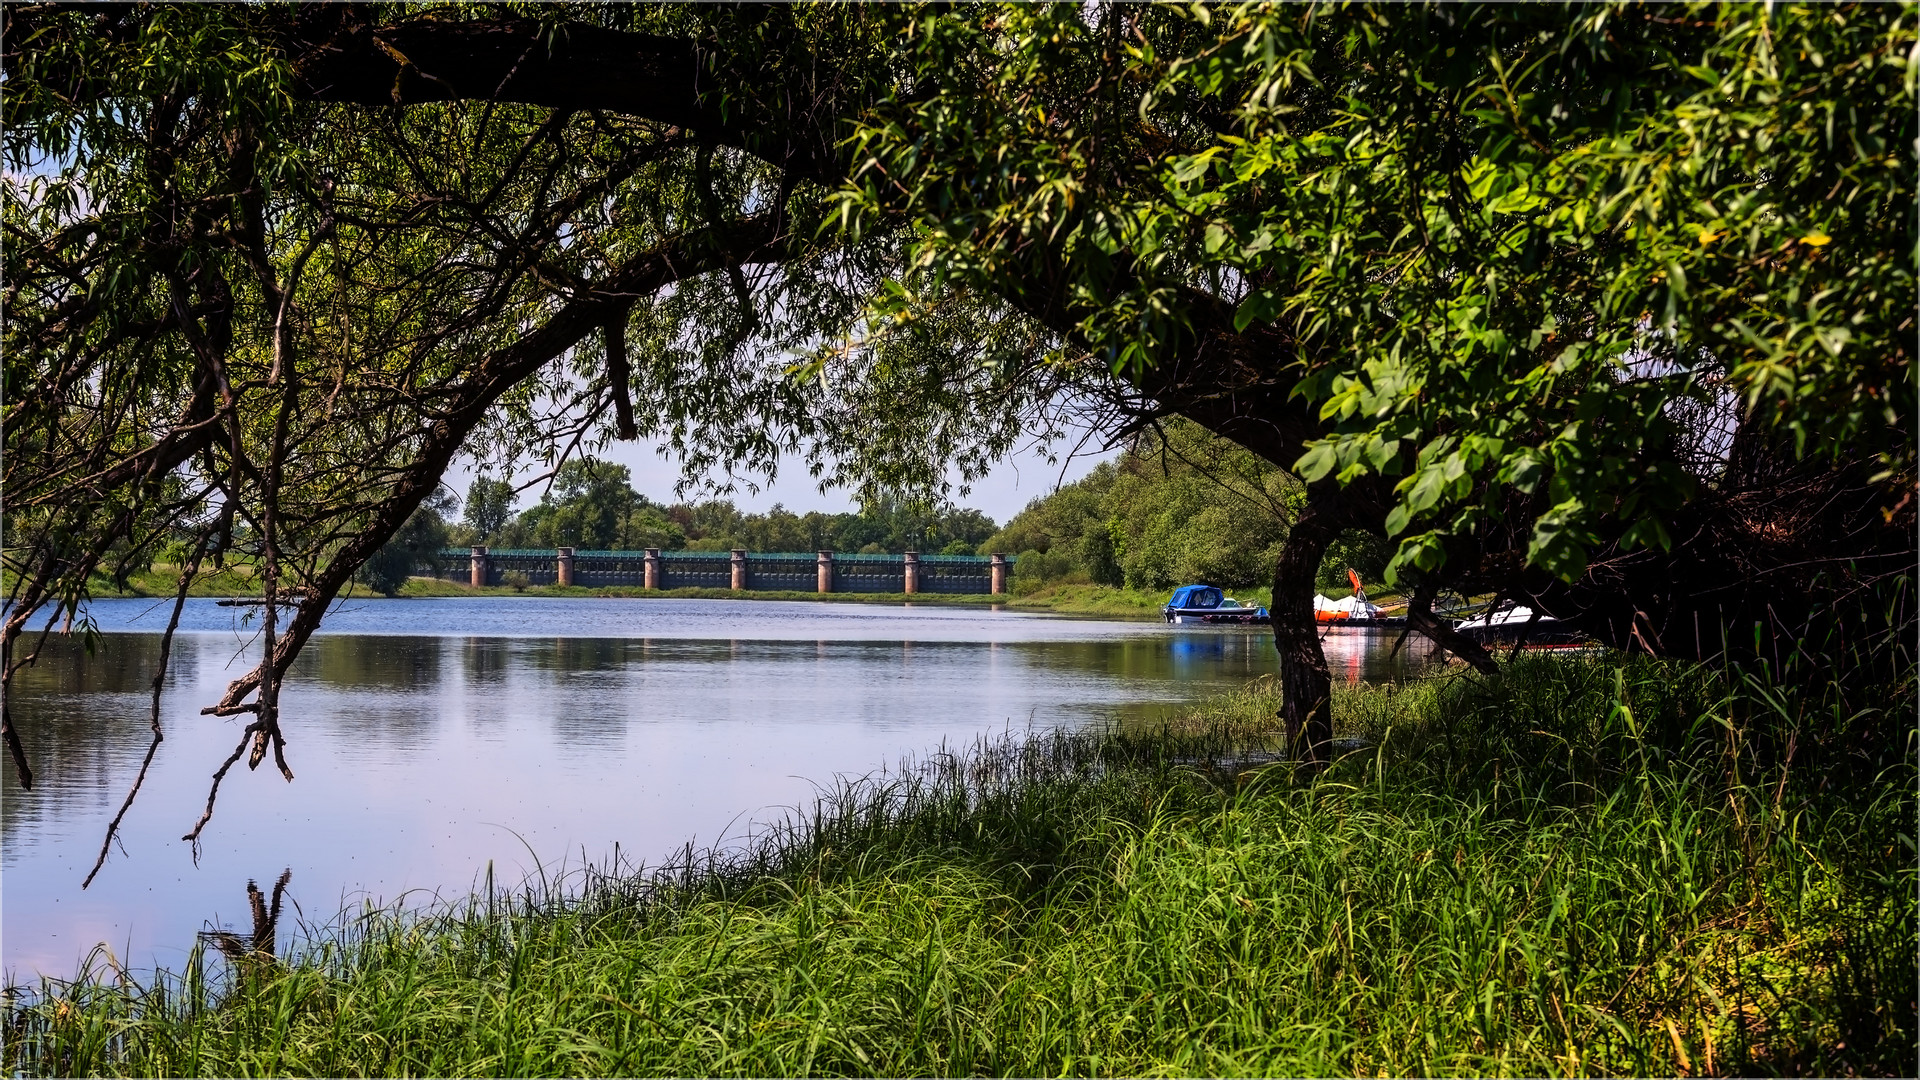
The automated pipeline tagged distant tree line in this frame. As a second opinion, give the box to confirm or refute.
[252,434,1396,598]
[359,431,1400,598]
[355,457,1002,594]
[988,420,1393,596]
[358,432,1390,600]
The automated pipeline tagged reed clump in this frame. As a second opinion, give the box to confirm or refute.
[7,653,1912,1076]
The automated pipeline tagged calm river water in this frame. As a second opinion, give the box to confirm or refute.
[4,597,1435,979]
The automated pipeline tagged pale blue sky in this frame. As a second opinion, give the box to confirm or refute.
[443,431,1120,527]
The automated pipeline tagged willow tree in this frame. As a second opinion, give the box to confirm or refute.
[4,3,1912,863]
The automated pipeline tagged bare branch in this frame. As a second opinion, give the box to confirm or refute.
[84,531,211,888]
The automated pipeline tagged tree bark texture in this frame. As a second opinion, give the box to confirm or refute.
[1271,494,1341,772]
[285,14,845,183]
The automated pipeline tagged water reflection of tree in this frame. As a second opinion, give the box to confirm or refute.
[533,639,646,755]
[199,869,293,965]
[1020,632,1435,689]
[461,639,514,685]
[304,636,442,691]
[293,638,445,753]
[530,637,639,674]
[9,634,195,697]
[4,636,203,853]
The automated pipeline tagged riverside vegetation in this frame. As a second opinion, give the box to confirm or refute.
[8,651,1911,1077]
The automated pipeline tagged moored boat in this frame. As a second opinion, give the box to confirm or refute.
[1314,593,1384,622]
[1162,584,1269,625]
[1453,604,1584,645]
[1312,569,1406,627]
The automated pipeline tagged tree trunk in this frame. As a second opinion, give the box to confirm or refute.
[1272,495,1340,773]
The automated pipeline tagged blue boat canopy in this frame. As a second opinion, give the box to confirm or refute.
[1167,585,1224,610]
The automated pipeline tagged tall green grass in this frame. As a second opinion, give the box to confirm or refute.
[7,654,1912,1076]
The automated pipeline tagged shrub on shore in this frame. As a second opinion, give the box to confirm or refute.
[8,655,1912,1076]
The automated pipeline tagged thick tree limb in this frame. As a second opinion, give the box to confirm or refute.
[605,316,638,441]
[288,16,843,182]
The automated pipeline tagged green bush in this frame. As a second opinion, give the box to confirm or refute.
[1008,547,1084,594]
[355,492,454,596]
[984,419,1296,592]
[1316,529,1395,593]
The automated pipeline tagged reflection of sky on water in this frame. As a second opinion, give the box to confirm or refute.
[73,595,1197,642]
[5,599,1435,980]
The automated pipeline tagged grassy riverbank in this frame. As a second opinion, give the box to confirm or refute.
[10,654,1911,1076]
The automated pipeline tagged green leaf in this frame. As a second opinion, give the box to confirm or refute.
[1296,442,1338,483]
[1384,505,1411,537]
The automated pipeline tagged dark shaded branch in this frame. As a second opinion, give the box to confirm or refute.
[605,316,638,441]
[183,723,263,859]
[1407,585,1500,675]
[288,16,842,182]
[0,700,29,791]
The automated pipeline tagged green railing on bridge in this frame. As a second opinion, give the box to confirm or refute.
[431,548,1012,595]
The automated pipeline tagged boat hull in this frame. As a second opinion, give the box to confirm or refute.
[1454,621,1584,645]
[1161,585,1269,625]
[1167,608,1269,625]
[1453,604,1584,646]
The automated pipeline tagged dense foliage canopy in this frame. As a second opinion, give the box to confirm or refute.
[842,3,1913,581]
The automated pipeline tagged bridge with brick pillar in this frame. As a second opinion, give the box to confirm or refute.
[441,549,1013,595]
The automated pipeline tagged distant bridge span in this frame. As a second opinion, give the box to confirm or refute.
[435,548,1012,595]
